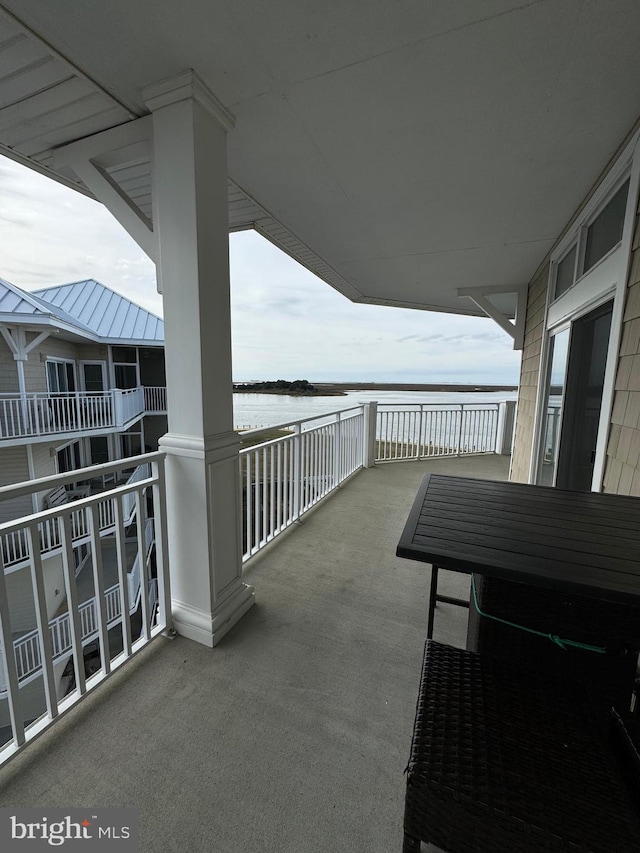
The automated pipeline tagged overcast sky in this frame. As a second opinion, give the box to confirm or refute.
[0,154,521,384]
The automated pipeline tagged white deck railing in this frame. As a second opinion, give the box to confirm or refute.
[1,463,151,571]
[0,388,150,441]
[375,403,501,461]
[240,407,365,560]
[143,386,167,413]
[0,453,171,768]
[4,518,156,692]
[239,401,514,563]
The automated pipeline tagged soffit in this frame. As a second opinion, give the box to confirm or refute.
[0,1,639,317]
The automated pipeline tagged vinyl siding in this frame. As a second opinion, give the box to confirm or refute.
[510,264,549,483]
[0,446,31,522]
[0,337,18,392]
[603,208,640,495]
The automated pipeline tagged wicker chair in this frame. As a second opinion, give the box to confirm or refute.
[403,641,640,852]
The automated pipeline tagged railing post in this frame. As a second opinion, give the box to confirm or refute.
[293,423,302,520]
[74,391,82,430]
[333,412,342,486]
[495,400,517,455]
[363,401,378,468]
[113,389,123,427]
[456,405,464,454]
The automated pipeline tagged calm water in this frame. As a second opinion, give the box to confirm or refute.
[233,389,517,430]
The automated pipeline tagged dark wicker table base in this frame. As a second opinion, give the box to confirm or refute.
[403,641,640,852]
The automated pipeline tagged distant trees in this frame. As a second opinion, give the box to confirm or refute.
[233,379,318,394]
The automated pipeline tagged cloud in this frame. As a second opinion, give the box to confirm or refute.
[0,153,522,385]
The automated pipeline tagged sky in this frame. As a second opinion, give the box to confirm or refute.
[0,154,522,385]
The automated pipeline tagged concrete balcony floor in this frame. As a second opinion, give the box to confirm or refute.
[0,454,509,852]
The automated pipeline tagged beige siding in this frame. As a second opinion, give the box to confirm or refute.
[5,566,36,633]
[0,336,19,392]
[31,441,59,510]
[24,336,79,393]
[77,343,108,362]
[510,264,549,482]
[603,211,640,495]
[0,446,31,522]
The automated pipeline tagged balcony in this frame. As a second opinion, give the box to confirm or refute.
[0,386,168,445]
[0,452,507,850]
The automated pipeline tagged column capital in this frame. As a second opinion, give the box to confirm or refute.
[143,70,235,131]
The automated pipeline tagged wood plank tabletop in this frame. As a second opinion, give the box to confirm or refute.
[396,474,640,605]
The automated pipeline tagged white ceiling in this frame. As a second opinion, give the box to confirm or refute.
[1,0,640,318]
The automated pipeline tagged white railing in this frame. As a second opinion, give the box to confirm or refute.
[375,403,501,461]
[5,518,156,691]
[0,463,151,571]
[0,453,171,767]
[0,388,147,441]
[239,400,514,562]
[144,386,167,413]
[240,407,365,561]
[112,387,145,427]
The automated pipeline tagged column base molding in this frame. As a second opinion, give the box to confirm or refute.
[172,582,255,647]
[159,431,240,461]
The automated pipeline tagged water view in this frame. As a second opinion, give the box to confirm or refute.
[233,388,518,430]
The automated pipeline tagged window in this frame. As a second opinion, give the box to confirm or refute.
[554,245,577,299]
[56,441,81,474]
[112,346,139,389]
[47,360,75,393]
[82,363,106,392]
[583,178,630,274]
[550,177,631,303]
[114,364,138,389]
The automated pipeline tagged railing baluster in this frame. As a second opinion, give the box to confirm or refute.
[60,513,86,697]
[135,491,151,641]
[0,548,25,746]
[26,523,58,719]
[113,495,132,658]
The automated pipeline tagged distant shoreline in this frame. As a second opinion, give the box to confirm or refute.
[313,382,517,393]
[233,381,517,396]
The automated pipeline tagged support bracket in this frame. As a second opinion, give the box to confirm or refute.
[52,117,157,261]
[457,284,528,351]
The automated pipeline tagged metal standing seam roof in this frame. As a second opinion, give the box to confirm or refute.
[32,279,164,343]
[0,277,51,316]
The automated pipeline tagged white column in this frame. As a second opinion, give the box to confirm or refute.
[145,72,254,646]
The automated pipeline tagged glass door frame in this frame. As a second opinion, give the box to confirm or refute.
[530,137,640,490]
[79,360,108,392]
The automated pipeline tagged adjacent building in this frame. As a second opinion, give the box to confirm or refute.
[0,276,166,726]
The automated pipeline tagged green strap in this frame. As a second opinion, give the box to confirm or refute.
[470,575,607,655]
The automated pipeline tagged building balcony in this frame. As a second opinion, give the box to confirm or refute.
[0,387,167,445]
[0,453,508,850]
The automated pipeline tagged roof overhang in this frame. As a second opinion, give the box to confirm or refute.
[0,1,639,323]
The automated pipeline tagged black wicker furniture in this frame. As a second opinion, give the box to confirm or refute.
[397,474,640,710]
[403,641,640,852]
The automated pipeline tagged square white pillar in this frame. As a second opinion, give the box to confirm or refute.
[146,72,254,646]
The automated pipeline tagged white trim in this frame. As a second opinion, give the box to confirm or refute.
[593,140,640,490]
[457,284,527,349]
[143,71,235,132]
[45,357,77,394]
[79,360,107,392]
[530,139,640,488]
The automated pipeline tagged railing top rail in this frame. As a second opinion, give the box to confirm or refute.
[0,451,164,504]
[376,401,502,409]
[0,390,114,398]
[0,475,157,537]
[239,405,365,440]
